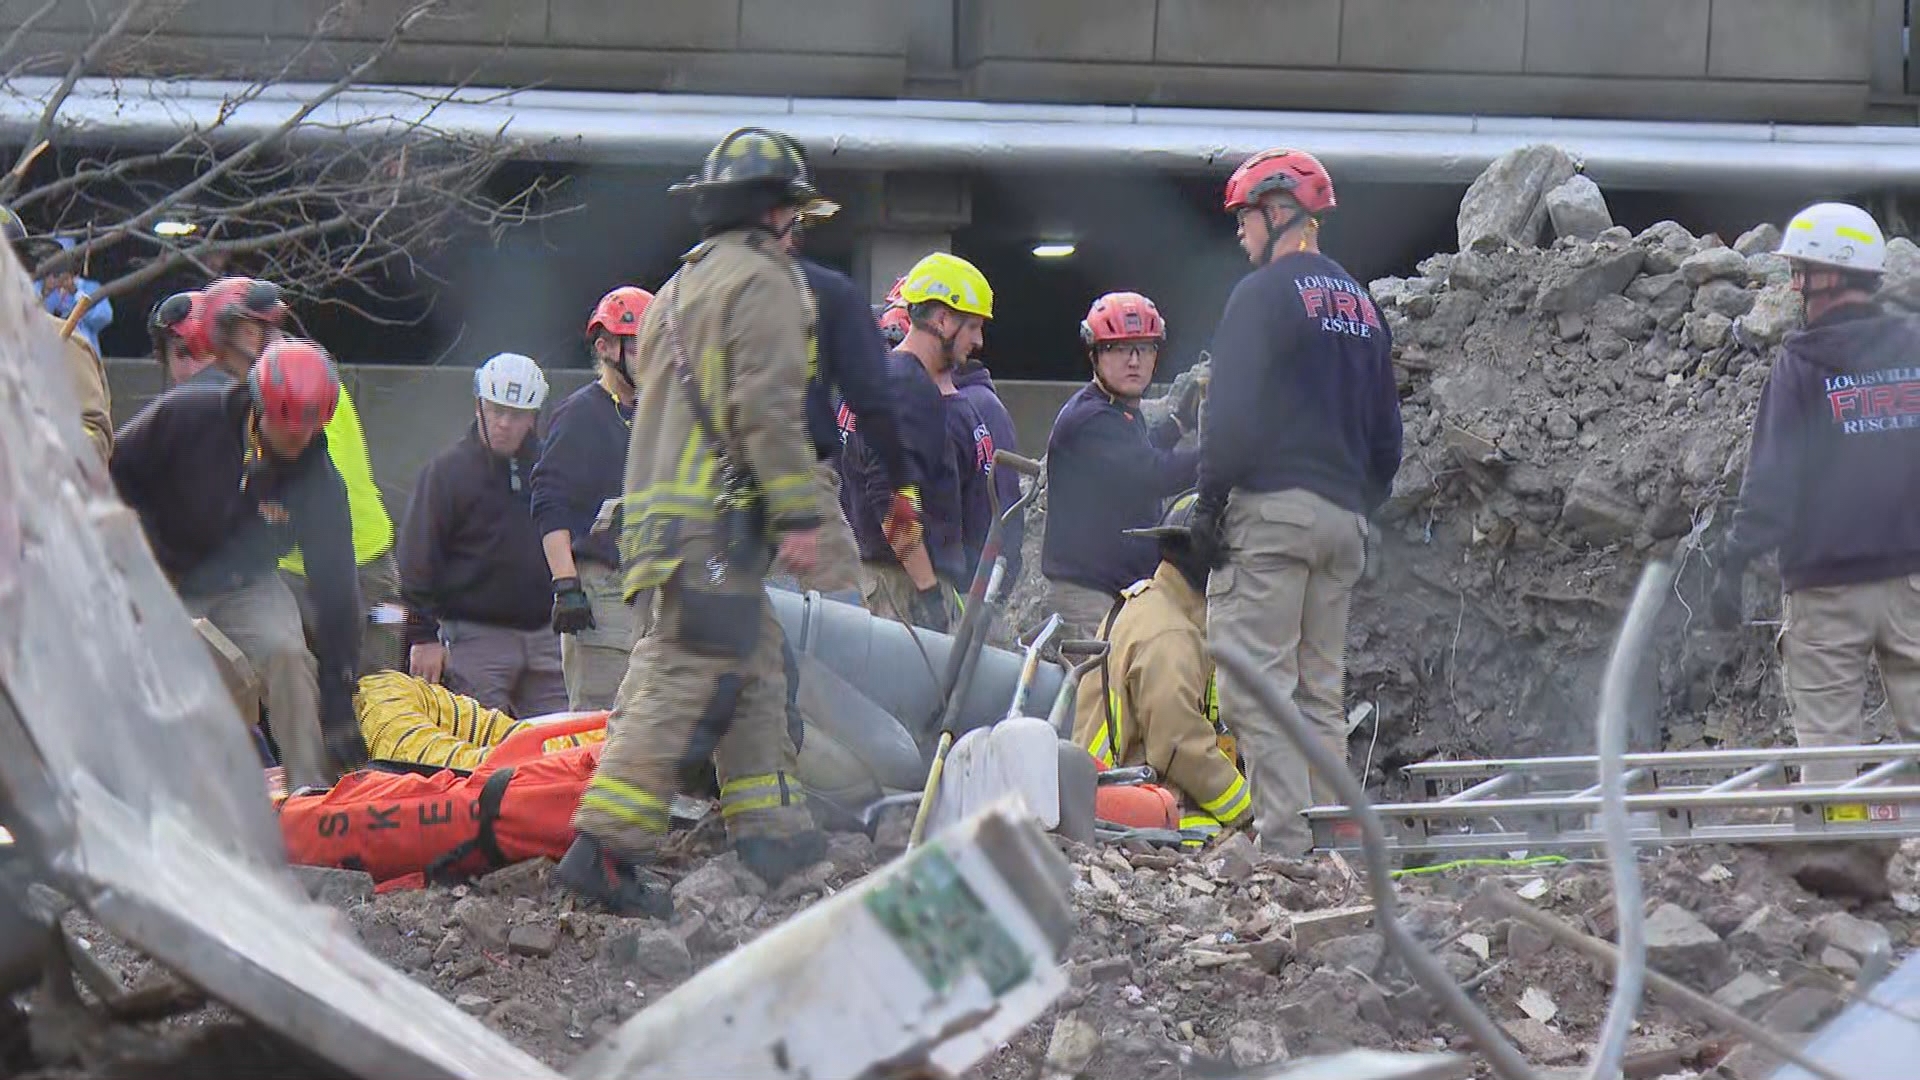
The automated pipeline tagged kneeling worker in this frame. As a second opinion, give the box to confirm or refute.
[1073,492,1252,840]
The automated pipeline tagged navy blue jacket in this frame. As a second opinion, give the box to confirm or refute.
[840,350,969,583]
[398,426,552,643]
[801,258,907,486]
[1043,382,1200,595]
[953,362,1024,580]
[1725,302,1920,590]
[1198,252,1402,516]
[111,380,360,691]
[530,381,629,569]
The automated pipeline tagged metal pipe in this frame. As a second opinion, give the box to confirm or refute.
[17,77,1920,188]
[1704,761,1785,794]
[1308,782,1920,821]
[1404,743,1920,778]
[1574,767,1646,801]
[1438,773,1520,804]
[1587,561,1670,1080]
[1839,756,1916,790]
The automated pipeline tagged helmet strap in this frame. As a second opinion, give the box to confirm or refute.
[1260,205,1309,267]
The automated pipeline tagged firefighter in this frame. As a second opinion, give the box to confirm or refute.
[1044,291,1203,636]
[109,339,368,789]
[953,334,1022,582]
[399,352,566,718]
[198,276,291,380]
[536,287,654,710]
[1073,492,1252,840]
[149,291,221,389]
[3,203,111,462]
[562,127,830,912]
[1196,148,1403,854]
[1715,203,1920,780]
[841,252,993,630]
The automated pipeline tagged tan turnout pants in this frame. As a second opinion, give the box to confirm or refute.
[1207,488,1367,854]
[1783,574,1920,784]
[574,536,811,857]
[186,575,329,791]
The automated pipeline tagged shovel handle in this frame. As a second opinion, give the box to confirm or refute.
[992,450,1041,478]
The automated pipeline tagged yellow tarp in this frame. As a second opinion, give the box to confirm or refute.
[355,672,604,770]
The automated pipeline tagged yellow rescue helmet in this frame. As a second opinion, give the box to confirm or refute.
[896,252,994,320]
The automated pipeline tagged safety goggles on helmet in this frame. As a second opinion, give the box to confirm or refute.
[150,292,196,336]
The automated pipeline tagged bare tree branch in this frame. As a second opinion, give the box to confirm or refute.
[0,0,66,70]
[0,0,154,201]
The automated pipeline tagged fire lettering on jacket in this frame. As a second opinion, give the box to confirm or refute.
[1296,276,1381,340]
[1827,375,1920,435]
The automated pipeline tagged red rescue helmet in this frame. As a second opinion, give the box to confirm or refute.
[1224,148,1336,215]
[204,276,288,343]
[882,275,906,307]
[876,303,911,344]
[586,286,653,340]
[249,338,340,439]
[148,291,205,356]
[1080,291,1166,347]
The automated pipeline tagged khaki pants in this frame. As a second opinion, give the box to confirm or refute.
[1207,488,1367,854]
[563,560,646,711]
[574,536,810,857]
[186,576,328,790]
[863,561,960,630]
[803,460,863,597]
[439,619,569,719]
[1047,578,1119,640]
[283,549,404,675]
[1784,574,1920,784]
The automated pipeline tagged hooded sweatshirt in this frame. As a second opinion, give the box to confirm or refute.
[1724,301,1920,590]
[840,350,969,583]
[953,361,1024,580]
[1044,381,1200,595]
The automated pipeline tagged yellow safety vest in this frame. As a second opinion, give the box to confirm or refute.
[282,387,395,574]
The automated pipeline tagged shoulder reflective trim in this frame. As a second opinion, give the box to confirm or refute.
[1121,578,1152,599]
[582,776,670,833]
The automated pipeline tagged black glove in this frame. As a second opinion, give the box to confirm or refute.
[1190,500,1229,571]
[551,576,595,634]
[1171,368,1207,433]
[1709,562,1746,630]
[318,671,369,771]
[910,584,951,633]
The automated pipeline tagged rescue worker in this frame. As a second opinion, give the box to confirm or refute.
[563,127,829,911]
[109,339,367,789]
[3,204,111,462]
[149,291,221,389]
[842,252,993,630]
[399,352,566,718]
[1073,493,1252,840]
[536,286,653,710]
[1715,203,1920,774]
[198,276,290,381]
[1044,292,1203,636]
[1196,148,1402,854]
[954,342,1021,582]
[771,131,911,603]
[876,300,910,348]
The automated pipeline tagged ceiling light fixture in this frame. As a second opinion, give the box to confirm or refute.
[1031,242,1076,259]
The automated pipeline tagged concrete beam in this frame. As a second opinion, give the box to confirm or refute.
[740,0,906,55]
[959,0,1155,62]
[1340,0,1528,74]
[1153,0,1339,67]
[1707,0,1875,82]
[548,0,740,50]
[1524,0,1712,78]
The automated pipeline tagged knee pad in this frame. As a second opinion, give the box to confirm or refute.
[676,671,744,791]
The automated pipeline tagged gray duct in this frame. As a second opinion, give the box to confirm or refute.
[11,77,1920,189]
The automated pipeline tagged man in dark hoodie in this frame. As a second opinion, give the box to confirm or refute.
[954,350,1022,582]
[110,339,367,789]
[400,352,566,718]
[1196,148,1402,855]
[1716,203,1920,783]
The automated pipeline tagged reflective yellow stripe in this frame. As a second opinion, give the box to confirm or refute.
[1086,725,1115,768]
[583,776,670,832]
[1200,769,1253,823]
[719,772,805,818]
[1836,225,1877,244]
[1789,217,1815,231]
[1206,677,1219,727]
[1179,813,1222,832]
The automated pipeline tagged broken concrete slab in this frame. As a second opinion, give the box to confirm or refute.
[292,866,375,909]
[1643,902,1729,983]
[507,923,560,959]
[1734,223,1782,257]
[1457,145,1577,252]
[1711,971,1783,1015]
[1809,910,1891,965]
[1545,175,1612,241]
[1680,246,1751,286]
[1503,1017,1580,1064]
[1535,247,1646,314]
[1736,285,1802,346]
[1290,906,1376,950]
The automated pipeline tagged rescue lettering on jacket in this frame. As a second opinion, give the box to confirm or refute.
[1826,367,1920,433]
[1296,274,1383,340]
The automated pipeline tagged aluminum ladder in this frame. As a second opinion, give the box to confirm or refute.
[1306,743,1920,855]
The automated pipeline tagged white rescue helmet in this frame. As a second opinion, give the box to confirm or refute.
[474,352,548,411]
[1778,202,1886,274]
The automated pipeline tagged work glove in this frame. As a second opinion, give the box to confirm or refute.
[551,576,595,635]
[910,583,951,634]
[882,485,924,559]
[1170,367,1208,434]
[1709,561,1746,630]
[319,670,370,772]
[1190,499,1229,571]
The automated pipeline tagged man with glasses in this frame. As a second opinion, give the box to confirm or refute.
[1043,291,1202,637]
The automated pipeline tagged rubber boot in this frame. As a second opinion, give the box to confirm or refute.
[557,835,673,918]
[735,830,828,890]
